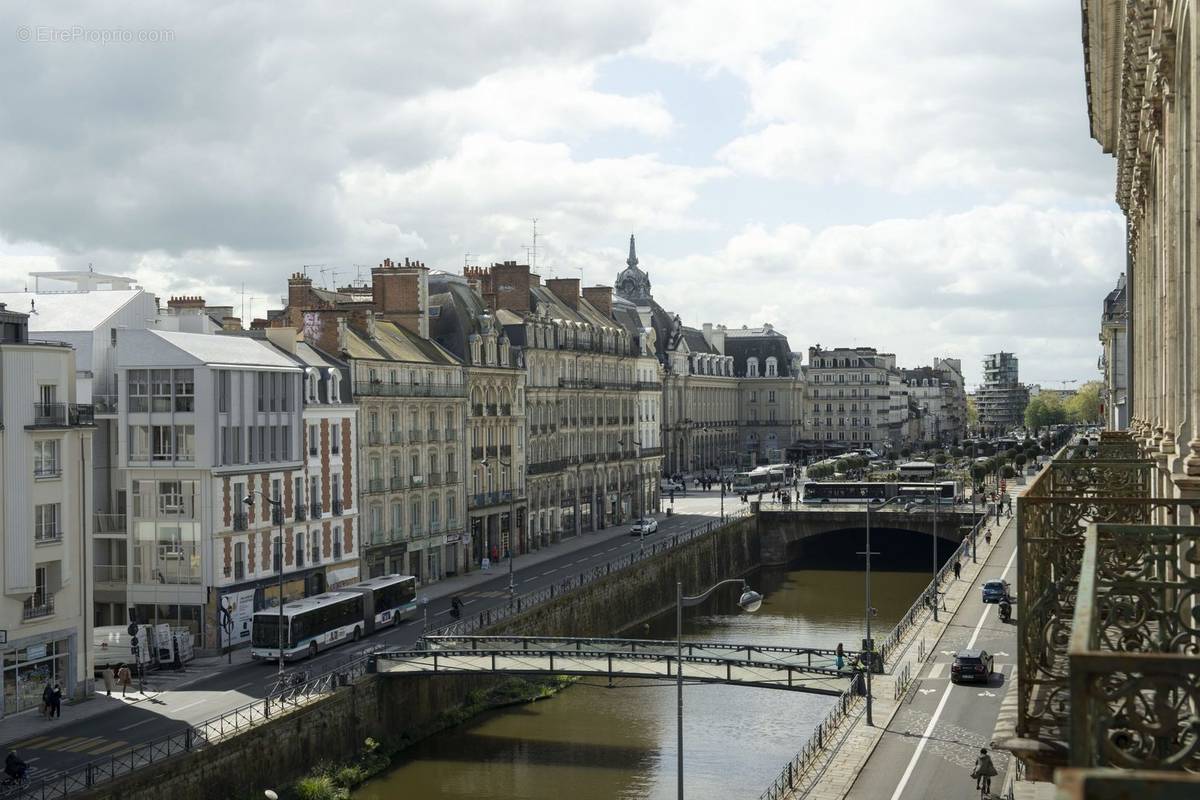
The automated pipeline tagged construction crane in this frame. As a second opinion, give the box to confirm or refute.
[1052,379,1078,390]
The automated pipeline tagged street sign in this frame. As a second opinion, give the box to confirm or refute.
[127,622,138,636]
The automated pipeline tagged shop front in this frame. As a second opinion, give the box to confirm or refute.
[2,629,79,718]
[365,542,407,579]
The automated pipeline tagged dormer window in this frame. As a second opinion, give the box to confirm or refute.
[747,357,759,378]
[765,357,778,377]
[328,369,341,402]
[307,371,319,403]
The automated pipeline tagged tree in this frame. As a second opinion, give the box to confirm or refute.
[971,463,988,483]
[950,447,963,459]
[933,452,948,465]
[834,458,849,474]
[966,396,980,429]
[1025,393,1068,432]
[1015,453,1027,470]
[1064,381,1103,424]
[900,447,912,458]
[1001,464,1016,479]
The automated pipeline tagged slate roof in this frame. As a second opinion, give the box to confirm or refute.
[724,332,797,377]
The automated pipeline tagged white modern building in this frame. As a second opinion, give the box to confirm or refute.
[0,303,95,717]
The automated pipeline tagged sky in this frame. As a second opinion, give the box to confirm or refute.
[0,1,1123,389]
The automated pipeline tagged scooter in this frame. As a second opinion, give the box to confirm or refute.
[999,601,1012,623]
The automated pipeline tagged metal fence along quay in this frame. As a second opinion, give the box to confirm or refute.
[1,509,753,799]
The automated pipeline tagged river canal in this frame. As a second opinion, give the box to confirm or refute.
[355,563,929,800]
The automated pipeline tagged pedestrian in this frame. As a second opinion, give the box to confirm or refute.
[117,664,132,698]
[101,665,115,697]
[835,642,844,671]
[40,684,52,720]
[50,682,62,719]
[953,560,961,581]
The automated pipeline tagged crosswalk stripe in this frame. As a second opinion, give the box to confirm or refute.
[33,736,69,749]
[14,736,51,749]
[85,740,129,755]
[61,737,107,752]
[54,737,93,750]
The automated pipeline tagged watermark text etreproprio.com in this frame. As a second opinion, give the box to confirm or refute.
[15,25,175,44]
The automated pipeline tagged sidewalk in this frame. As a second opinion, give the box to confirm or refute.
[781,487,1020,800]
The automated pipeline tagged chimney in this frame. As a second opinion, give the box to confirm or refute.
[488,261,532,314]
[299,309,347,356]
[167,295,206,310]
[372,258,429,338]
[546,277,580,310]
[265,326,298,354]
[581,286,613,318]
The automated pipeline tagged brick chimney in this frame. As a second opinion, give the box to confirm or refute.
[221,316,243,332]
[582,286,613,318]
[167,295,206,310]
[299,309,348,356]
[372,257,428,339]
[546,277,580,310]
[489,262,531,314]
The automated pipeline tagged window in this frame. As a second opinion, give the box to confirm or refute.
[35,503,61,542]
[391,503,403,534]
[152,426,174,461]
[447,493,457,527]
[128,370,149,412]
[308,424,318,456]
[174,370,194,411]
[311,530,321,563]
[151,369,173,412]
[333,526,343,559]
[129,426,150,460]
[218,371,231,413]
[34,440,59,477]
[768,391,776,403]
[765,357,778,377]
[411,500,422,533]
[234,542,245,579]
[331,423,340,454]
[175,425,195,461]
[746,357,759,377]
[295,532,305,568]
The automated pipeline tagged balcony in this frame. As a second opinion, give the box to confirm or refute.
[294,503,307,521]
[390,475,405,491]
[1012,433,1200,788]
[310,503,323,519]
[34,465,61,480]
[559,378,593,389]
[500,404,512,416]
[95,564,128,584]
[410,475,424,488]
[427,429,440,441]
[93,394,118,415]
[444,429,457,442]
[308,446,319,457]
[636,381,662,391]
[271,505,286,525]
[471,446,484,460]
[638,447,664,459]
[427,473,442,486]
[366,478,386,494]
[606,416,619,426]
[499,444,512,457]
[529,459,567,476]
[473,404,484,417]
[581,417,595,426]
[485,404,498,416]
[34,528,62,545]
[29,403,95,428]
[23,595,55,620]
[232,511,248,532]
[409,429,423,443]
[353,380,465,398]
[367,430,383,446]
[446,471,459,484]
[390,430,404,444]
[332,498,343,516]
[95,513,126,534]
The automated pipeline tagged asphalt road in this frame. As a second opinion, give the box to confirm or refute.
[5,496,733,781]
[845,516,1018,800]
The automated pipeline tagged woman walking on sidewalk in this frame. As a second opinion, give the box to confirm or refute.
[117,664,132,698]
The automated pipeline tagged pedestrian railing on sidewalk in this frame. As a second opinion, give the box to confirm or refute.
[758,684,860,800]
[4,511,754,800]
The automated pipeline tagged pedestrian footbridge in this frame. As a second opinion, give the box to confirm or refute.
[371,635,856,696]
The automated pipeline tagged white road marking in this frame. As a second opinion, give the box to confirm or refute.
[927,662,945,680]
[978,690,996,697]
[117,718,155,732]
[918,688,937,695]
[172,698,208,713]
[887,544,1018,800]
[233,681,255,691]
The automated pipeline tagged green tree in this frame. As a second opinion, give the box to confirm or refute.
[966,396,980,429]
[834,458,849,474]
[1014,453,1027,470]
[971,463,988,483]
[1025,393,1067,432]
[1064,381,1103,424]
[950,447,964,459]
[933,452,948,466]
[1001,464,1016,479]
[899,447,912,458]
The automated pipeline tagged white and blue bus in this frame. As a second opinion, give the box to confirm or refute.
[803,480,958,505]
[733,467,774,494]
[347,574,418,633]
[251,591,365,662]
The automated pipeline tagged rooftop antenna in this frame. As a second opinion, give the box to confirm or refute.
[319,266,342,288]
[302,264,325,279]
[464,252,474,269]
[530,217,539,272]
[239,282,245,321]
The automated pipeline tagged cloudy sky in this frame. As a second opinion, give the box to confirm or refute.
[0,1,1121,388]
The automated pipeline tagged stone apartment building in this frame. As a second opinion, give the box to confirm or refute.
[277,264,469,582]
[1098,273,1128,430]
[726,325,805,465]
[466,259,660,544]
[0,304,95,716]
[897,358,968,446]
[805,346,896,452]
[428,277,528,563]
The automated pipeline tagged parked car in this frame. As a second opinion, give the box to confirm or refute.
[630,517,659,536]
[661,479,686,493]
[951,648,994,684]
[981,579,1010,604]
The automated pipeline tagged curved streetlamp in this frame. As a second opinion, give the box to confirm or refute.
[675,577,763,799]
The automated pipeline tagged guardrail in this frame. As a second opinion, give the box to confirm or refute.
[10,509,755,799]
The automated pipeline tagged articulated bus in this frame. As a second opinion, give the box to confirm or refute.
[802,481,958,505]
[349,574,418,632]
[766,463,796,486]
[251,592,365,662]
[251,574,420,662]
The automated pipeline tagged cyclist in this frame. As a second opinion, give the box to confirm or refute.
[450,596,464,619]
[5,750,28,783]
[972,747,997,793]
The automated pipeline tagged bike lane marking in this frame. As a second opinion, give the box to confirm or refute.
[888,544,1017,800]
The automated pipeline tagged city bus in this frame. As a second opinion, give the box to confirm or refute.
[766,463,796,486]
[802,481,958,505]
[897,461,937,480]
[251,591,365,662]
[347,574,418,633]
[733,466,783,494]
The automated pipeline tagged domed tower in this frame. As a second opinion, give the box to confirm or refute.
[614,234,652,303]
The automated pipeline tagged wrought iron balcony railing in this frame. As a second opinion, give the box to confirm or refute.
[353,380,466,398]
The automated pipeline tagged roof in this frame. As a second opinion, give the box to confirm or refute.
[724,333,796,377]
[343,319,461,366]
[0,289,146,332]
[146,329,300,369]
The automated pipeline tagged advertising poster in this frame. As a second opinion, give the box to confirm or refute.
[219,589,257,648]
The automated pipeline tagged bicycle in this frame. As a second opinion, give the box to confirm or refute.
[978,774,991,798]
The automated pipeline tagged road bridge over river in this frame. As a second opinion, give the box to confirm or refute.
[372,635,858,696]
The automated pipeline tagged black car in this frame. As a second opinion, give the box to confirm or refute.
[951,649,994,684]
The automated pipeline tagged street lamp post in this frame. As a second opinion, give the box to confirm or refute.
[676,578,762,800]
[862,494,909,726]
[243,491,286,679]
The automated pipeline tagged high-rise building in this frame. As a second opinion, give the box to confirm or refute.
[975,352,1028,432]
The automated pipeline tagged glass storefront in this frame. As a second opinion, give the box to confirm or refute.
[3,639,70,716]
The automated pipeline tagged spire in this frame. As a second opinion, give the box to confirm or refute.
[627,234,638,269]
